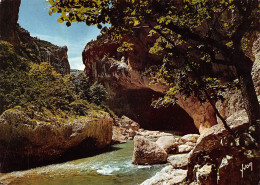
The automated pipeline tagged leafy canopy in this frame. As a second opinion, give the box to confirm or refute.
[47,0,259,108]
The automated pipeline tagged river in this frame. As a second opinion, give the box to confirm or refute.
[0,141,165,185]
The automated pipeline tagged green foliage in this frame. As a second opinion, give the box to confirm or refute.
[46,0,112,28]
[47,0,259,116]
[0,40,109,122]
[25,62,76,110]
[89,82,108,105]
[117,42,134,52]
[70,71,108,105]
[0,41,31,113]
[72,71,91,100]
[69,99,95,116]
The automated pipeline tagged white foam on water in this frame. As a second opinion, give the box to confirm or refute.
[137,165,152,169]
[96,165,121,175]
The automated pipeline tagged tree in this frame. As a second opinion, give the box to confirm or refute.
[89,82,108,105]
[47,0,260,128]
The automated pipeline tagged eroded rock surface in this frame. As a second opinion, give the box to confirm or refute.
[156,136,181,154]
[141,166,187,185]
[181,134,200,143]
[0,0,70,76]
[82,33,217,134]
[132,136,167,165]
[0,0,21,42]
[0,108,113,172]
[167,154,190,169]
[186,118,260,185]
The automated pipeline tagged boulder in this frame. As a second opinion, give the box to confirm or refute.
[191,120,249,154]
[112,126,127,144]
[181,134,200,143]
[128,128,136,137]
[167,153,190,169]
[196,164,215,185]
[156,136,180,154]
[0,108,113,172]
[185,142,197,147]
[118,116,140,131]
[141,165,187,185]
[187,118,260,185]
[132,136,167,165]
[178,144,194,153]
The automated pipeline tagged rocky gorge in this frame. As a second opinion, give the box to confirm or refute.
[0,0,259,184]
[82,31,220,134]
[81,12,260,185]
[0,0,70,76]
[0,0,112,173]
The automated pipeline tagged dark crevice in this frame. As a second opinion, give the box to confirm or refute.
[107,88,198,134]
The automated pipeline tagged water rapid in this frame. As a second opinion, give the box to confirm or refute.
[0,141,165,185]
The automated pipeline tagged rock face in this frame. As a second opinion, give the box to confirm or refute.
[216,34,260,123]
[132,136,167,165]
[186,119,260,185]
[0,108,113,172]
[108,89,198,134]
[156,136,181,154]
[141,166,187,185]
[0,0,21,43]
[82,22,259,135]
[82,35,216,134]
[167,154,190,169]
[17,26,71,76]
[48,45,70,75]
[0,0,70,76]
[115,115,140,131]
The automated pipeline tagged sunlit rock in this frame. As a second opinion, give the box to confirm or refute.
[132,136,167,165]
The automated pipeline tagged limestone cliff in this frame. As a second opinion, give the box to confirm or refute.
[0,0,70,75]
[216,34,260,124]
[0,108,113,172]
[0,0,113,173]
[82,32,216,134]
[82,28,259,134]
[0,0,21,43]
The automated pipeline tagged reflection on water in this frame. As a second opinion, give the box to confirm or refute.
[0,141,165,185]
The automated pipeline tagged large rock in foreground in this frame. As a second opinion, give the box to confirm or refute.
[167,153,190,169]
[141,166,187,185]
[156,136,181,154]
[132,136,167,165]
[0,108,113,172]
[187,120,260,185]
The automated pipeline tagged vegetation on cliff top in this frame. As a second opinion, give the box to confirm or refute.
[0,39,109,123]
[47,0,260,130]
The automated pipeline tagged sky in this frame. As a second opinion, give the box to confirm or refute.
[18,0,101,70]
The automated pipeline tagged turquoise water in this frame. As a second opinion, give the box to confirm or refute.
[0,141,165,185]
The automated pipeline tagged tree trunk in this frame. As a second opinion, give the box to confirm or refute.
[235,54,260,126]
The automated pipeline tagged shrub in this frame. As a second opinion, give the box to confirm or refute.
[89,82,108,105]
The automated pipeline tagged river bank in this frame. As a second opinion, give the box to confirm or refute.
[0,141,166,185]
